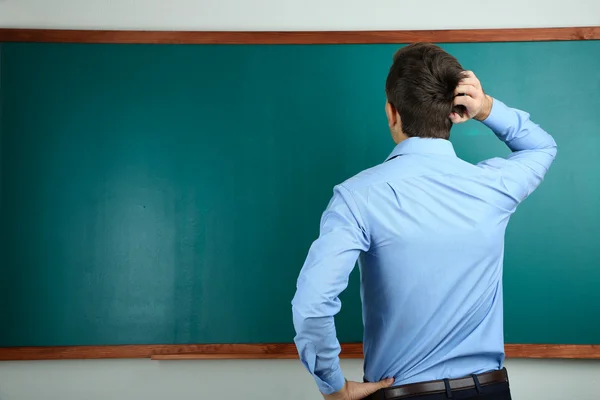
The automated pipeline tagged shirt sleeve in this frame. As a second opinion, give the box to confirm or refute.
[291,184,370,395]
[478,98,558,205]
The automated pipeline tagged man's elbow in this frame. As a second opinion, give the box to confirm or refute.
[292,296,322,324]
[535,135,557,164]
[547,136,558,160]
[291,301,317,344]
[291,292,313,334]
[292,293,337,334]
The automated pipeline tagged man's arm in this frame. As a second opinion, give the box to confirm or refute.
[291,184,373,396]
[451,71,557,204]
[478,97,558,203]
[292,184,366,394]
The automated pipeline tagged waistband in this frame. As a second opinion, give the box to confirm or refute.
[365,368,509,400]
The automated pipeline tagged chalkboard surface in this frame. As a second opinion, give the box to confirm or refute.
[1,41,599,347]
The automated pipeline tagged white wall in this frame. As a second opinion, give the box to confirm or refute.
[0,0,599,30]
[0,358,600,400]
[1,1,599,399]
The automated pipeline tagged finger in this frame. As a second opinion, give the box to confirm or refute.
[454,85,479,97]
[461,70,480,84]
[457,77,480,90]
[454,94,478,110]
[449,112,469,124]
[353,379,395,399]
[459,71,481,88]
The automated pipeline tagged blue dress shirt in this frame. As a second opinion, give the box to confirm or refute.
[291,98,557,395]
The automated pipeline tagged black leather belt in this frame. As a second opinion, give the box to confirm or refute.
[365,368,509,400]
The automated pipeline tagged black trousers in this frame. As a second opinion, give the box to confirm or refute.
[372,381,512,400]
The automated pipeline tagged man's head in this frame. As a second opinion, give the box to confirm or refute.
[385,43,465,143]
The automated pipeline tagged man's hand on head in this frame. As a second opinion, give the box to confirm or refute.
[449,71,493,124]
[323,378,394,400]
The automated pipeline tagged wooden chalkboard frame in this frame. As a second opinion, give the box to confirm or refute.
[0,344,598,360]
[0,26,599,360]
[0,27,598,44]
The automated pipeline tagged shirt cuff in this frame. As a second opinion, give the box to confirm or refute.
[314,365,346,395]
[480,97,514,135]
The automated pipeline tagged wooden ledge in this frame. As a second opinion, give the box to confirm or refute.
[0,27,599,44]
[0,343,598,361]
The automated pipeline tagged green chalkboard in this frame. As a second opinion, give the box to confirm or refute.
[1,41,599,347]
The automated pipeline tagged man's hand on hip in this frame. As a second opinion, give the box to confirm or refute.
[449,70,493,123]
[323,378,394,400]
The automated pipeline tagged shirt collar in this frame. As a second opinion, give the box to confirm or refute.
[385,137,457,162]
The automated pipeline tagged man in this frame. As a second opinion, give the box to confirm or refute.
[291,43,557,400]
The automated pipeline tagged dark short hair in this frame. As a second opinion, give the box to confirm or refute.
[385,43,465,139]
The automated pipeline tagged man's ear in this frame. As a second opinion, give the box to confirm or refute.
[385,102,398,128]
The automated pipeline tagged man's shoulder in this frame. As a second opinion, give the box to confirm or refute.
[338,153,443,193]
[338,155,504,195]
[338,163,390,194]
